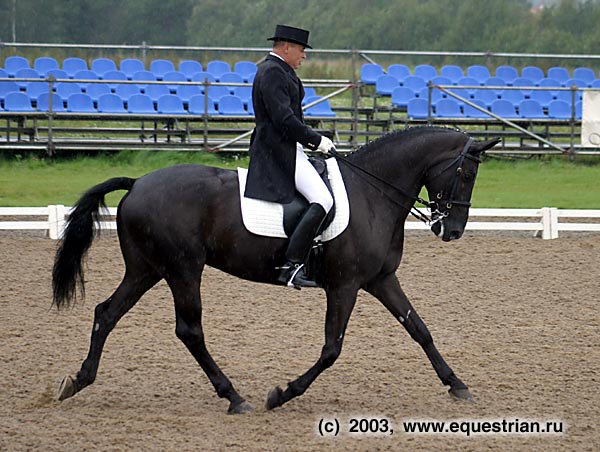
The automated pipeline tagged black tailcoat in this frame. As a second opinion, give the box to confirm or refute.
[244,54,321,203]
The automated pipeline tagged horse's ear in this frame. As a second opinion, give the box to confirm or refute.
[472,137,501,155]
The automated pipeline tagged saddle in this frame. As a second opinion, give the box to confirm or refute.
[282,156,336,237]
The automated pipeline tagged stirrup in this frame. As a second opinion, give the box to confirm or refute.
[276,263,319,289]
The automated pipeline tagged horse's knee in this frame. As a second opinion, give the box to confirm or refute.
[320,342,342,369]
[402,313,433,347]
[175,321,204,345]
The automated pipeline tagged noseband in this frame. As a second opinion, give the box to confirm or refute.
[329,137,478,226]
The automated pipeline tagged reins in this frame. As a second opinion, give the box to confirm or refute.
[328,137,476,225]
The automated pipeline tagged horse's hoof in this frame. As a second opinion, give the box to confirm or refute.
[57,375,77,401]
[228,400,254,415]
[265,386,283,410]
[448,387,475,403]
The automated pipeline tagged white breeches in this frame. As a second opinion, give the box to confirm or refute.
[294,144,334,213]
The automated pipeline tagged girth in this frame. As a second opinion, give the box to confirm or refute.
[283,156,336,237]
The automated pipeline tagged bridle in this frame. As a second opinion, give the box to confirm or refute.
[329,137,478,226]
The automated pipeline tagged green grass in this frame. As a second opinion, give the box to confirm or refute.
[1,152,599,208]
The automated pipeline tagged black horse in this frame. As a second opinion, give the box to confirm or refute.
[52,127,499,414]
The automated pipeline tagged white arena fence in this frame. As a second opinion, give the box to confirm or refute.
[1,206,600,240]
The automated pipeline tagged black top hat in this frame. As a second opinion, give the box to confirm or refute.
[268,24,312,49]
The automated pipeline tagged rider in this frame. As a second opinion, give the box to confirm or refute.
[244,24,335,288]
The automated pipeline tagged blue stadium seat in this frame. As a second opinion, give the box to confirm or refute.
[402,75,427,92]
[521,66,544,84]
[473,89,499,108]
[538,77,561,88]
[483,77,507,95]
[304,87,317,98]
[86,84,112,102]
[234,61,257,82]
[163,71,187,91]
[564,78,586,89]
[220,72,244,94]
[490,99,518,118]
[247,100,254,115]
[431,76,452,86]
[132,70,157,90]
[4,56,30,77]
[407,98,429,119]
[188,94,218,115]
[56,83,82,99]
[144,84,171,101]
[360,64,384,85]
[576,101,582,119]
[63,58,88,78]
[495,65,518,84]
[232,86,252,106]
[414,64,437,81]
[180,60,203,80]
[73,70,100,89]
[391,87,415,109]
[547,100,571,119]
[456,76,480,96]
[529,90,554,108]
[205,85,230,101]
[4,92,34,112]
[591,79,600,88]
[192,72,217,86]
[156,94,186,114]
[114,83,140,101]
[218,95,248,115]
[34,57,59,76]
[417,87,444,104]
[467,65,491,83]
[440,65,463,83]
[573,68,595,84]
[445,86,471,101]
[150,59,175,79]
[552,89,573,103]
[101,70,127,90]
[303,96,336,117]
[26,82,51,99]
[519,99,545,119]
[512,77,535,95]
[47,69,68,80]
[388,64,410,81]
[92,58,117,77]
[434,98,463,117]
[500,89,525,105]
[120,59,145,79]
[547,67,570,84]
[15,68,41,88]
[375,75,399,96]
[463,99,489,118]
[176,84,203,103]
[67,93,95,113]
[0,80,20,101]
[207,60,231,80]
[97,94,126,113]
[127,94,156,114]
[0,68,7,78]
[37,93,65,112]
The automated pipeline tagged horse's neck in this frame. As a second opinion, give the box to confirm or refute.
[350,138,433,201]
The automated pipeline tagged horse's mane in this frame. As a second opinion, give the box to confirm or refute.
[349,126,468,157]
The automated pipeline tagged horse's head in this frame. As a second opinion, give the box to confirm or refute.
[423,137,500,242]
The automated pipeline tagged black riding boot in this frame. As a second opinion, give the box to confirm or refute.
[277,203,327,288]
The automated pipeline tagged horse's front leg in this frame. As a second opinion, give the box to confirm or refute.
[266,285,359,410]
[365,273,474,402]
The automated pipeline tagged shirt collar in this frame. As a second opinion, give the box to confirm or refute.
[269,51,286,62]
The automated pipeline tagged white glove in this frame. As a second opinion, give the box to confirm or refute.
[317,136,336,154]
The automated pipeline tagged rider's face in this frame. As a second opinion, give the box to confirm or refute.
[283,42,306,69]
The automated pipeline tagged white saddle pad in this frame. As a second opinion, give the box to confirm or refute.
[237,158,349,241]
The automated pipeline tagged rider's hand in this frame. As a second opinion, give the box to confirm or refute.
[317,136,336,154]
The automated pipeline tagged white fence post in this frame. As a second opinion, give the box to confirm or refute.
[47,204,66,240]
[541,207,559,240]
[549,207,559,239]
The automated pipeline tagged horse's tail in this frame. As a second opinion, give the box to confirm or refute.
[52,177,136,310]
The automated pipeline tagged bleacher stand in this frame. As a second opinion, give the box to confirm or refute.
[47,69,68,79]
[150,59,176,79]
[34,57,59,75]
[67,93,95,113]
[92,58,117,77]
[15,68,40,88]
[97,94,126,113]
[206,60,231,80]
[360,63,384,85]
[414,64,437,80]
[435,98,462,117]
[548,67,570,84]
[176,85,203,103]
[163,71,187,91]
[440,65,464,83]
[218,95,248,115]
[519,99,545,119]
[120,59,145,79]
[233,61,257,82]
[37,93,65,112]
[548,100,571,119]
[188,94,218,115]
[157,94,185,114]
[495,65,518,84]
[467,65,491,83]
[26,81,51,99]
[5,92,35,111]
[303,96,336,117]
[407,98,429,119]
[5,56,29,76]
[56,82,82,99]
[375,75,399,96]
[132,70,157,90]
[73,70,100,89]
[391,87,413,109]
[127,94,155,114]
[522,66,544,84]
[86,84,112,102]
[62,58,88,77]
[145,84,171,102]
[102,70,127,90]
[491,99,518,118]
[388,64,410,81]
[464,99,489,118]
[573,67,595,84]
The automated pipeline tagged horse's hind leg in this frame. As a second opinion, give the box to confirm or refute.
[166,270,252,415]
[365,273,474,402]
[58,256,161,401]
